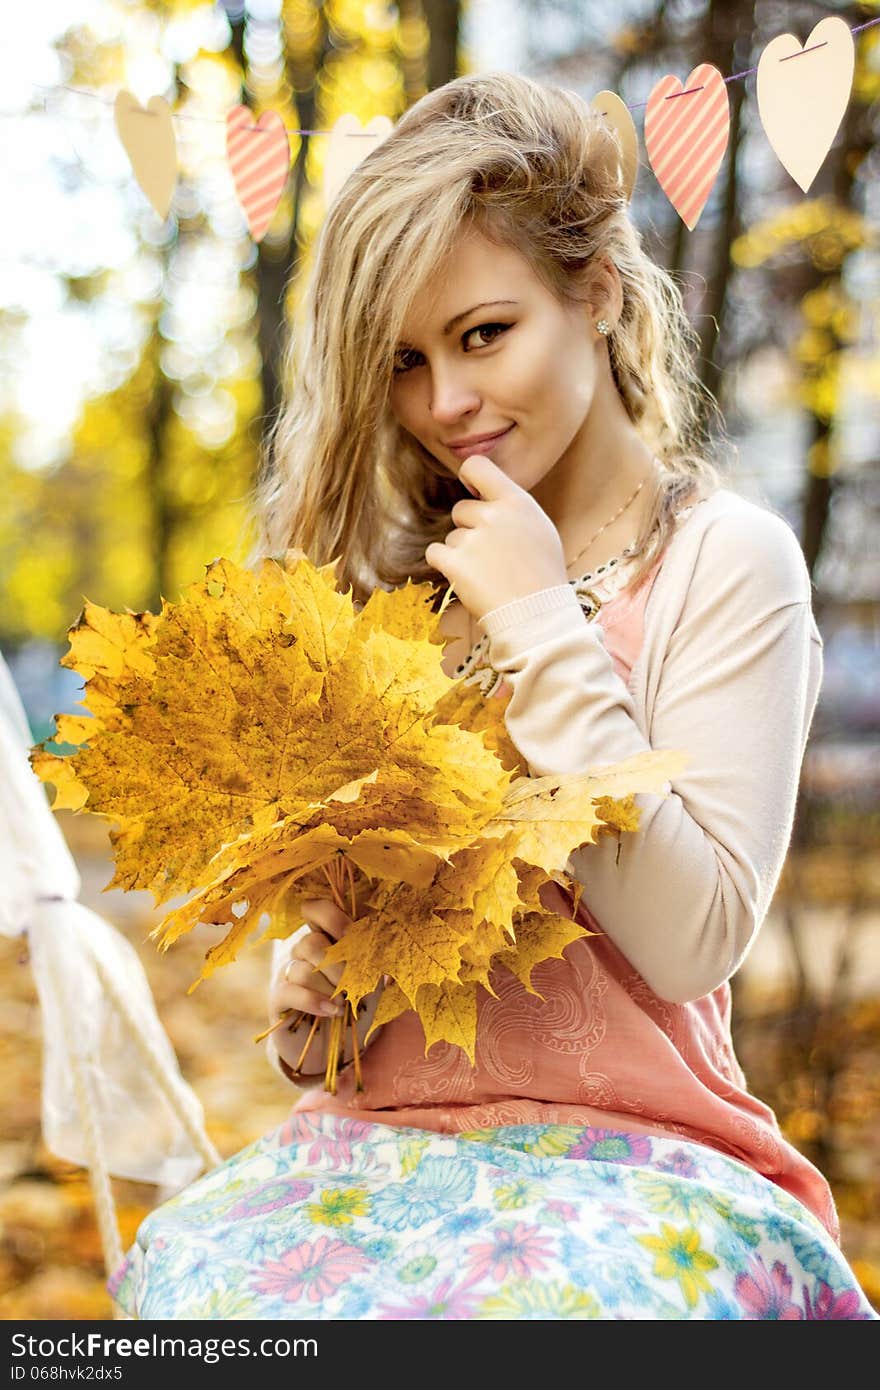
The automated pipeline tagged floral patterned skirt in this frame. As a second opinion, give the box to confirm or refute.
[107,1112,877,1320]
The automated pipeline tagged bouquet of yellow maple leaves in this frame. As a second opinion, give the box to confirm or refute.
[30,550,686,1092]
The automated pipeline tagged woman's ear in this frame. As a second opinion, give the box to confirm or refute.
[585,255,623,326]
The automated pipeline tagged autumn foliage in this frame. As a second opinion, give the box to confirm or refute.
[29,551,687,1075]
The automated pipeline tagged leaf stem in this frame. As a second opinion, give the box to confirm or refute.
[252,1007,306,1044]
[345,854,357,921]
[325,1013,344,1093]
[436,584,457,620]
[350,1001,364,1092]
[319,855,365,1093]
[294,1015,322,1073]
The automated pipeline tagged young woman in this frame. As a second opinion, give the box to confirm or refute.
[108,72,876,1321]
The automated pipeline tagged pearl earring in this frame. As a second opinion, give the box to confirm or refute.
[596,318,612,336]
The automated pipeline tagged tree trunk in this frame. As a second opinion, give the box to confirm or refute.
[422,0,461,87]
[228,5,333,466]
[695,2,749,413]
[800,5,873,578]
[143,62,186,613]
[143,332,176,613]
[398,0,430,104]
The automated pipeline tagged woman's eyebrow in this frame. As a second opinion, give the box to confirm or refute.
[442,299,519,335]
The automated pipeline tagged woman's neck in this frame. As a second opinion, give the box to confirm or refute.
[527,340,664,573]
[558,453,662,577]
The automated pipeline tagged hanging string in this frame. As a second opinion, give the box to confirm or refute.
[3,15,877,133]
[625,15,880,111]
[20,82,381,136]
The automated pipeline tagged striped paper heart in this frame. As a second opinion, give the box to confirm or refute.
[645,64,729,230]
[226,106,291,243]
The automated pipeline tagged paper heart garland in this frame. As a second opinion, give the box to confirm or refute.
[590,90,639,201]
[645,63,730,230]
[109,15,861,242]
[323,113,394,209]
[114,92,177,221]
[757,16,855,194]
[226,106,291,243]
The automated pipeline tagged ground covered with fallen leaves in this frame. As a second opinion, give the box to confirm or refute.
[2,812,878,1319]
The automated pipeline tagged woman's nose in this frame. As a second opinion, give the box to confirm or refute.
[427,365,481,424]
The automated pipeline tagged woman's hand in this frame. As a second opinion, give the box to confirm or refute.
[425,453,568,621]
[266,897,385,1086]
[269,897,349,1023]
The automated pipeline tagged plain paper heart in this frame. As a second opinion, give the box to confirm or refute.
[114,91,177,221]
[226,105,291,243]
[756,16,855,193]
[644,63,730,230]
[590,90,639,201]
[323,113,394,209]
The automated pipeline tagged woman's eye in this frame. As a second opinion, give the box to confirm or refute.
[392,321,508,372]
[392,348,421,375]
[463,322,509,350]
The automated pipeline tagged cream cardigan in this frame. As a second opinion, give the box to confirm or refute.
[476,485,823,1006]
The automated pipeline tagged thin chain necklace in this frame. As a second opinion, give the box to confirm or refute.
[563,462,657,574]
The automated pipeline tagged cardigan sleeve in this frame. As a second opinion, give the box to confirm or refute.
[476,507,823,1004]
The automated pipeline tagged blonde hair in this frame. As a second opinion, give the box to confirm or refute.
[244,70,728,608]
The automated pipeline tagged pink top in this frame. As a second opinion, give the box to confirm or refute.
[291,543,839,1243]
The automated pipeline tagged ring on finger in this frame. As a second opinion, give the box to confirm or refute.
[283,957,298,985]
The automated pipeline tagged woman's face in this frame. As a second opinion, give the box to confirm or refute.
[388,227,606,496]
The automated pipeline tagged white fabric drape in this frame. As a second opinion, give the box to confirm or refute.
[0,652,217,1193]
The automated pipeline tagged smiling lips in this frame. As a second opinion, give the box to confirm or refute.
[447,424,515,459]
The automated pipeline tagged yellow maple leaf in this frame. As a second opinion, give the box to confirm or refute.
[360,973,480,1060]
[322,876,474,1012]
[410,978,479,1060]
[491,908,593,998]
[593,792,641,836]
[483,750,688,876]
[30,552,686,1074]
[32,553,504,902]
[431,834,523,936]
[433,677,526,776]
[363,890,588,1066]
[366,977,412,1039]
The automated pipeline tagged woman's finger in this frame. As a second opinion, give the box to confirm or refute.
[288,984,345,1018]
[275,965,344,1016]
[269,960,332,1012]
[273,956,335,997]
[290,929,345,987]
[299,897,352,942]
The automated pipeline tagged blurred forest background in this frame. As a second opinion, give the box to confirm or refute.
[1,0,879,1319]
